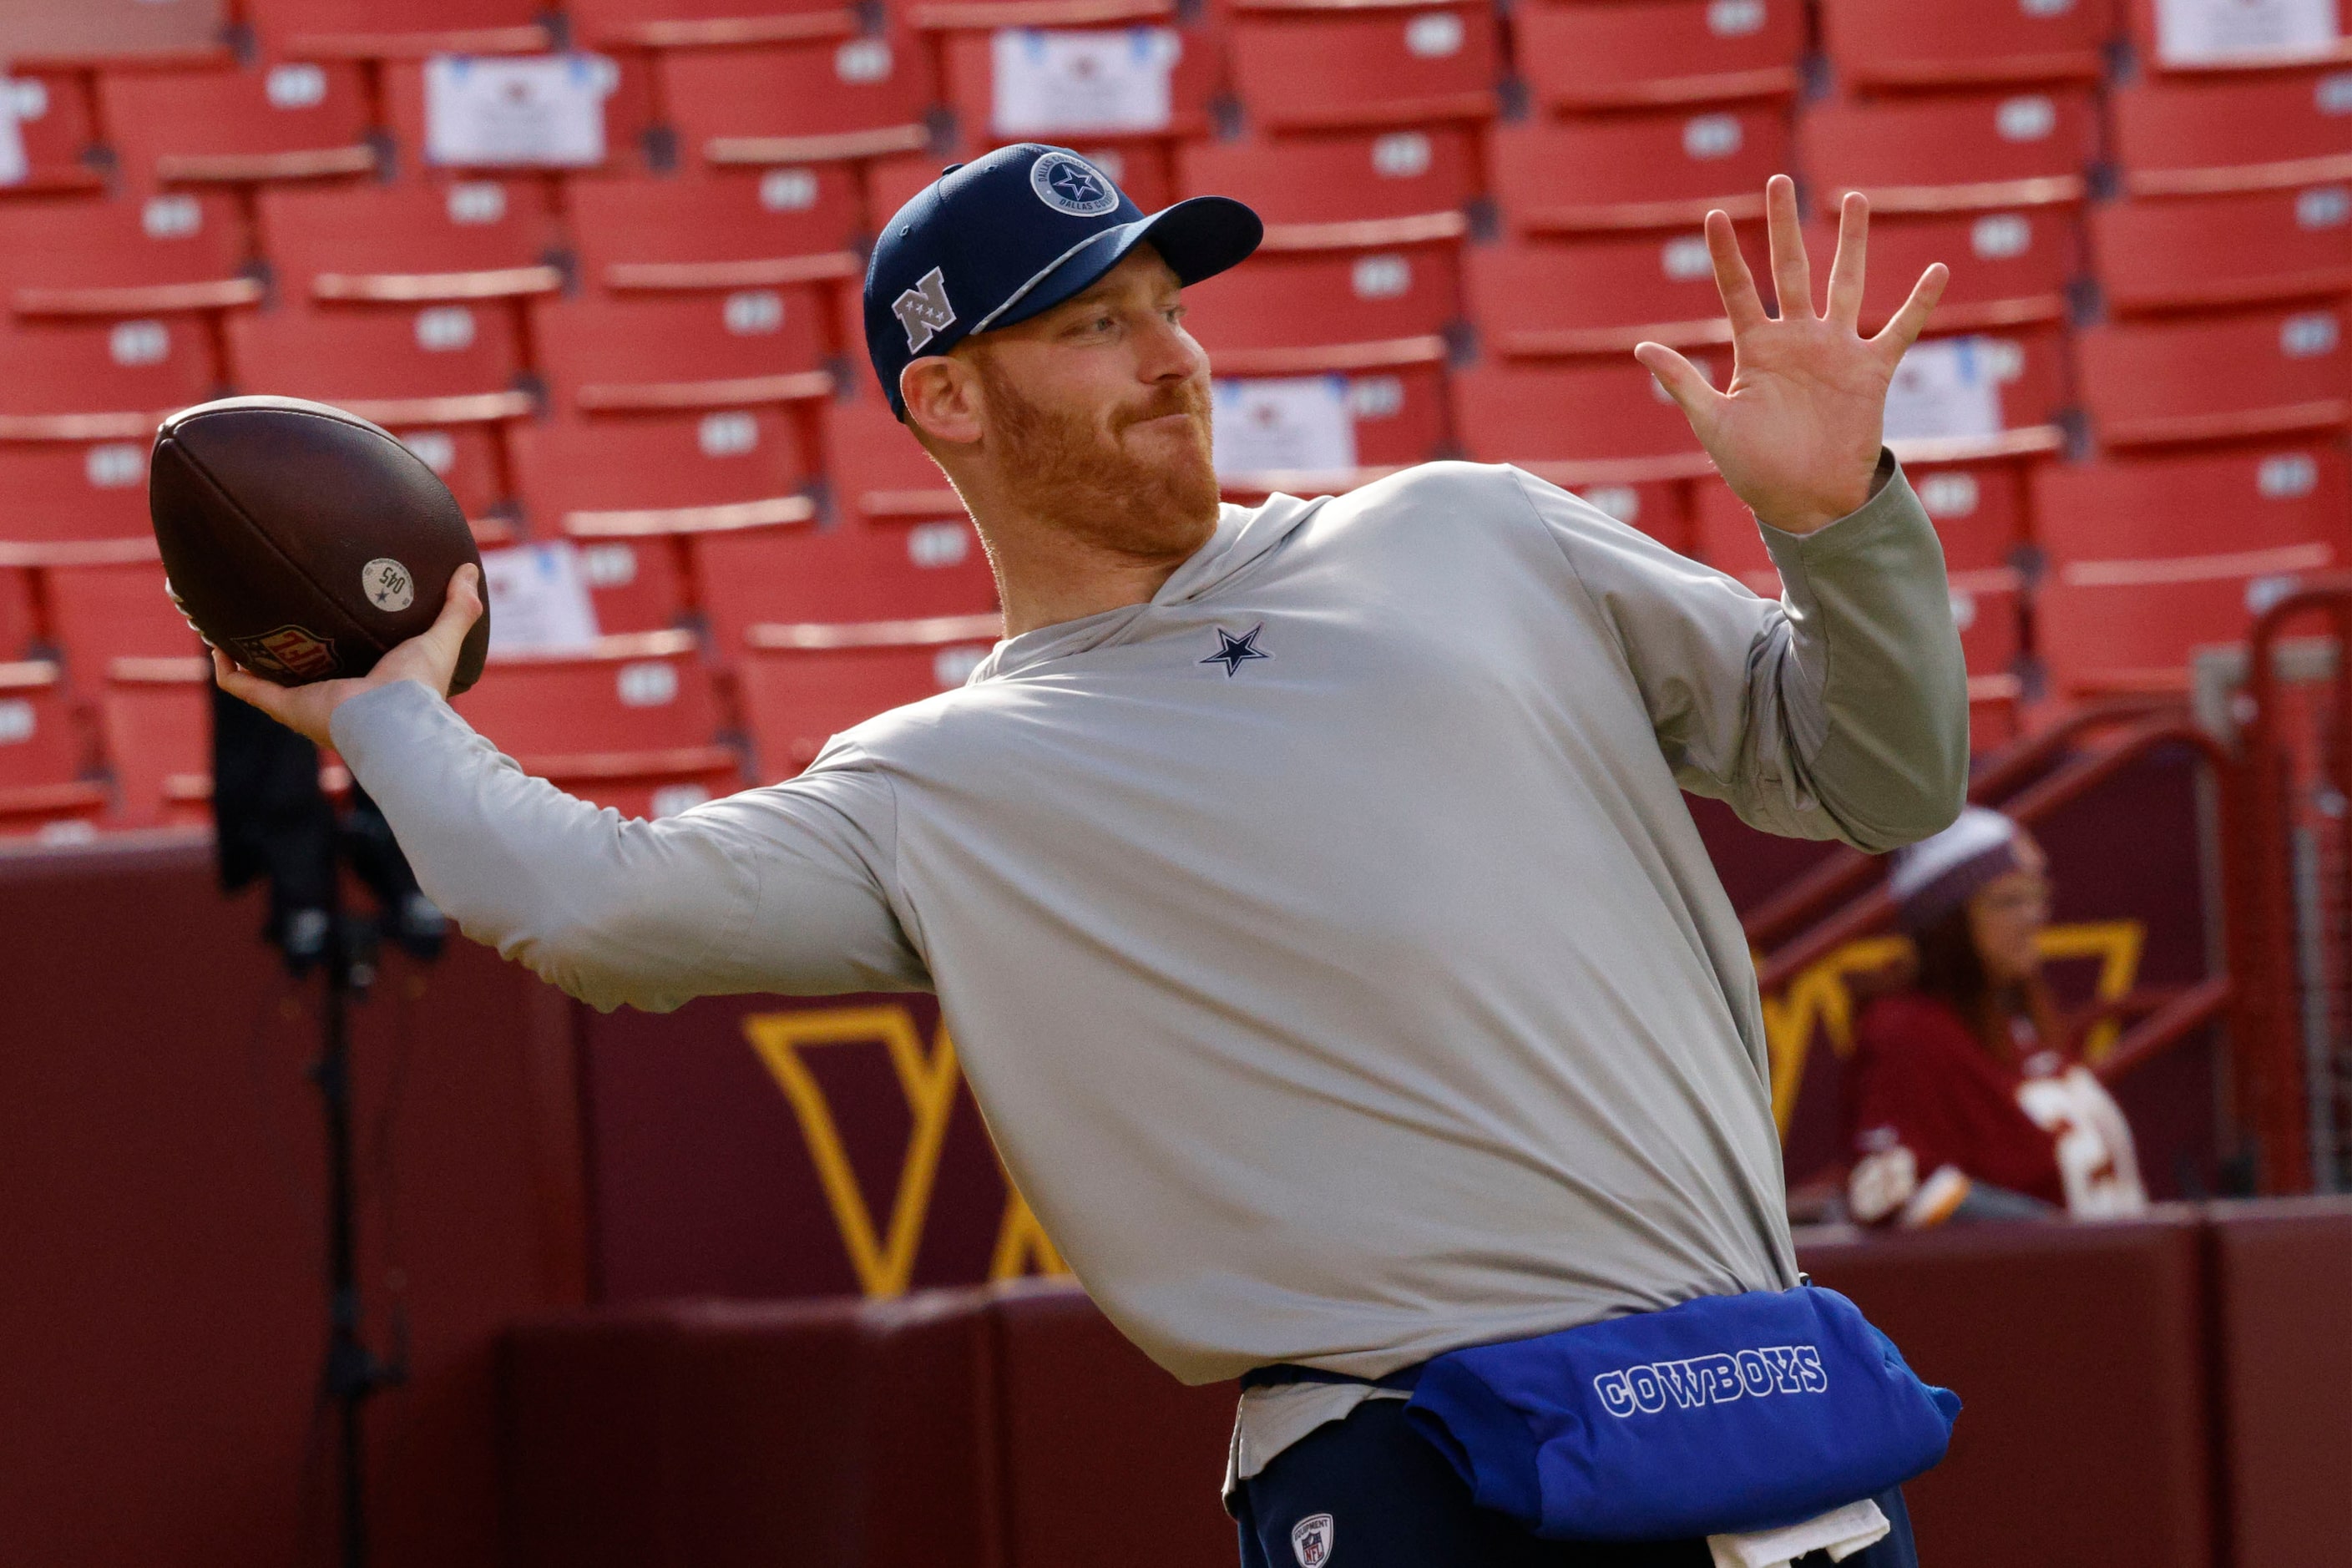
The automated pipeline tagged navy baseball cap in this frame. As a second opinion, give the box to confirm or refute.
[864,144,1262,417]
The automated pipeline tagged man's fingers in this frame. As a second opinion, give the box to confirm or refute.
[1763,175,1812,320]
[422,564,484,658]
[1873,263,1950,361]
[1825,191,1869,328]
[213,645,291,718]
[1702,210,1768,336]
[1633,342,1720,434]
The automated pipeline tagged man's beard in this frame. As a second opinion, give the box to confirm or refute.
[975,354,1221,559]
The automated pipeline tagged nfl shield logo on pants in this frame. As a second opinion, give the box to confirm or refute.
[1291,1513,1335,1566]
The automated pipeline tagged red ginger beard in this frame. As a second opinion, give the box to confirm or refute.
[969,346,1222,561]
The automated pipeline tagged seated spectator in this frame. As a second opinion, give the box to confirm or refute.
[1844,807,2148,1228]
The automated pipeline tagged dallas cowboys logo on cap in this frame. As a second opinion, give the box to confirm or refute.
[1030,150,1119,216]
[862,144,1264,418]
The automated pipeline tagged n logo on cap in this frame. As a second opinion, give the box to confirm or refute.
[893,266,956,352]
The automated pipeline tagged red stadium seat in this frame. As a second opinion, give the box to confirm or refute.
[1799,89,2101,212]
[2076,302,2351,448]
[1178,129,1480,227]
[1515,0,1804,112]
[0,567,36,660]
[97,655,211,827]
[1464,226,1771,357]
[565,169,864,294]
[695,514,997,655]
[563,533,690,636]
[518,409,820,520]
[1817,0,2118,89]
[1451,355,1716,479]
[827,392,959,524]
[2032,443,2352,691]
[377,54,657,176]
[739,613,999,775]
[0,190,256,326]
[0,316,217,416]
[660,32,934,165]
[1211,352,1454,471]
[455,630,722,756]
[3,68,104,192]
[2124,0,2352,75]
[0,659,105,836]
[226,304,529,517]
[42,555,202,679]
[241,0,554,58]
[567,0,860,50]
[1175,133,1474,355]
[1490,104,1791,235]
[1912,323,2073,439]
[99,60,377,186]
[1228,2,1501,134]
[2112,68,2352,196]
[929,22,1217,155]
[255,178,563,308]
[534,289,834,392]
[1803,207,2077,333]
[2092,186,2352,315]
[515,410,823,633]
[868,149,956,227]
[0,437,157,544]
[453,627,744,817]
[845,139,1175,215]
[1179,240,1463,354]
[230,300,527,402]
[0,0,231,67]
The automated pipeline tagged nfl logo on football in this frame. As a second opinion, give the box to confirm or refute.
[1290,1513,1335,1566]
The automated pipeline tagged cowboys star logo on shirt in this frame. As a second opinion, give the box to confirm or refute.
[893,266,956,352]
[1029,150,1120,216]
[1290,1513,1335,1566]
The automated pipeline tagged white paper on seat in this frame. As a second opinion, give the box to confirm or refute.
[1212,376,1358,478]
[423,53,617,169]
[2154,0,2339,64]
[990,28,1180,137]
[483,542,602,653]
[1883,336,2004,443]
[0,82,28,187]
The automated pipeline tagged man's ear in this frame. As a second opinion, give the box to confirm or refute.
[901,355,984,448]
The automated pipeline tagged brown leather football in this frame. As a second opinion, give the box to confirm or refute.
[149,396,491,695]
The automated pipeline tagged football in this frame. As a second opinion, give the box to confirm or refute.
[149,395,492,695]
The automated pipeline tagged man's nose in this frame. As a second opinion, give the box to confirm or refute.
[1136,310,1205,384]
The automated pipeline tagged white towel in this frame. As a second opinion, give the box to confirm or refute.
[1707,1498,1892,1568]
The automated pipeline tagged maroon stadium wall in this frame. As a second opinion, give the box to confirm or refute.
[0,838,587,1568]
[501,1206,2352,1568]
[0,746,2246,1564]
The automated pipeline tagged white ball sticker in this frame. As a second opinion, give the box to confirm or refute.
[362,558,416,613]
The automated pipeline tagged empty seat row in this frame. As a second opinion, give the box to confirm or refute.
[0,609,1000,838]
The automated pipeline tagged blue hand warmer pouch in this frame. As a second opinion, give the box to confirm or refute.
[1403,1286,1960,1541]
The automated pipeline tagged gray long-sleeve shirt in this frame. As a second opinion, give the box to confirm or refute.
[331,458,1967,1474]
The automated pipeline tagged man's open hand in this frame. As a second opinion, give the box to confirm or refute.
[213,564,483,748]
[1636,175,1946,535]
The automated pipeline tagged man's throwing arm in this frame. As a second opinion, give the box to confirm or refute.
[329,680,928,1011]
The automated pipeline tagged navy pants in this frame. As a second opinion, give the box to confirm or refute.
[1233,1398,1920,1568]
